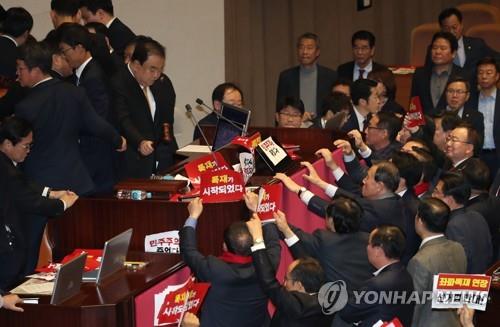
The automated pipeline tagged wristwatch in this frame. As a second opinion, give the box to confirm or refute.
[253,237,264,245]
[297,186,306,198]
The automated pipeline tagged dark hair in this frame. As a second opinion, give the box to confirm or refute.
[446,76,470,93]
[0,116,32,145]
[212,82,243,104]
[374,161,400,193]
[43,28,63,55]
[409,115,436,147]
[436,112,462,132]
[431,31,458,53]
[456,124,482,157]
[289,257,325,293]
[325,196,363,233]
[438,7,463,25]
[59,23,93,51]
[391,151,423,188]
[477,56,500,72]
[277,96,305,114]
[1,7,33,37]
[332,78,352,91]
[410,146,439,184]
[351,30,375,48]
[80,0,114,15]
[85,21,110,39]
[367,68,397,101]
[17,41,52,74]
[131,38,165,65]
[417,198,450,233]
[223,221,253,256]
[351,78,378,106]
[370,225,406,259]
[51,0,81,16]
[321,92,352,117]
[440,171,471,206]
[462,158,491,191]
[297,32,320,49]
[375,112,402,142]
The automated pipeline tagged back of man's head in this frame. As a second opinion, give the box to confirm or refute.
[417,198,450,234]
[18,41,52,74]
[223,221,253,256]
[376,112,402,143]
[1,7,33,38]
[326,196,363,233]
[289,257,325,293]
[0,116,32,145]
[351,78,377,106]
[440,171,471,206]
[374,161,400,193]
[391,150,423,189]
[51,0,81,17]
[462,158,490,191]
[80,0,114,16]
[438,112,462,132]
[370,225,406,260]
[321,92,352,117]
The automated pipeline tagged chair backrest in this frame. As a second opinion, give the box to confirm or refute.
[467,23,500,52]
[457,3,500,33]
[410,23,440,66]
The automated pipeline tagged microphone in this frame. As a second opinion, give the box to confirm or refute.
[195,98,246,136]
[185,104,220,166]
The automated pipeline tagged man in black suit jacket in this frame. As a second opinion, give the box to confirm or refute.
[80,0,136,58]
[432,172,492,273]
[276,32,337,119]
[180,198,281,327]
[424,7,499,75]
[15,42,124,273]
[340,226,414,327]
[246,214,332,327]
[60,23,116,193]
[341,79,380,133]
[111,38,177,179]
[411,31,467,116]
[0,116,78,289]
[337,30,388,82]
[0,7,33,85]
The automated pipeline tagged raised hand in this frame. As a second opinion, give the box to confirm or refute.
[187,198,203,219]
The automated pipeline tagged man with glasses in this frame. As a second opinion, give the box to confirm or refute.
[443,77,484,138]
[337,30,388,82]
[444,125,481,172]
[275,96,304,128]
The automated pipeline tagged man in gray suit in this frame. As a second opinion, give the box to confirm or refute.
[408,198,467,327]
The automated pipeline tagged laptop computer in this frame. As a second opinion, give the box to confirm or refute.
[50,252,87,305]
[82,228,133,285]
[212,102,251,151]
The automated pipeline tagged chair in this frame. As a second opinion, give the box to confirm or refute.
[467,23,500,52]
[410,23,440,66]
[457,3,500,33]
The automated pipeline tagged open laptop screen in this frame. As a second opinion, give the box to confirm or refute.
[212,103,251,151]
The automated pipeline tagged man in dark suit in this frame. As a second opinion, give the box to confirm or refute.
[411,32,466,116]
[0,7,33,85]
[0,116,78,289]
[246,214,332,327]
[180,198,281,327]
[444,125,481,172]
[111,37,177,179]
[424,7,499,75]
[337,30,388,82]
[14,41,125,273]
[472,57,500,181]
[463,158,500,262]
[443,77,484,138]
[340,226,415,327]
[276,32,337,119]
[341,79,380,133]
[80,0,136,58]
[408,198,467,327]
[432,172,492,273]
[60,23,116,193]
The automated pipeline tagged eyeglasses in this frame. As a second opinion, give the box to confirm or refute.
[446,89,468,95]
[59,47,74,56]
[279,112,302,118]
[446,135,471,144]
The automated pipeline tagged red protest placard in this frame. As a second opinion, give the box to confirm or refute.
[61,249,103,272]
[257,183,282,221]
[154,276,210,326]
[231,132,262,152]
[406,96,426,128]
[184,152,229,183]
[200,170,245,203]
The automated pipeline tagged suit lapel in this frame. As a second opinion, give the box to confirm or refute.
[126,69,155,125]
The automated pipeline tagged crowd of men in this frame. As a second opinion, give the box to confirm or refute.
[0,1,497,327]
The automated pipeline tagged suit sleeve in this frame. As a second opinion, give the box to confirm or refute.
[344,158,368,185]
[307,195,329,218]
[252,248,307,319]
[81,74,110,119]
[445,223,472,271]
[336,173,362,196]
[179,226,213,281]
[263,223,281,270]
[340,280,379,324]
[407,258,430,327]
[290,225,322,259]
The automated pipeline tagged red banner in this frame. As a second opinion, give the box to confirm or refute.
[231,132,262,152]
[184,152,229,183]
[257,184,282,221]
[406,96,426,128]
[200,170,245,203]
